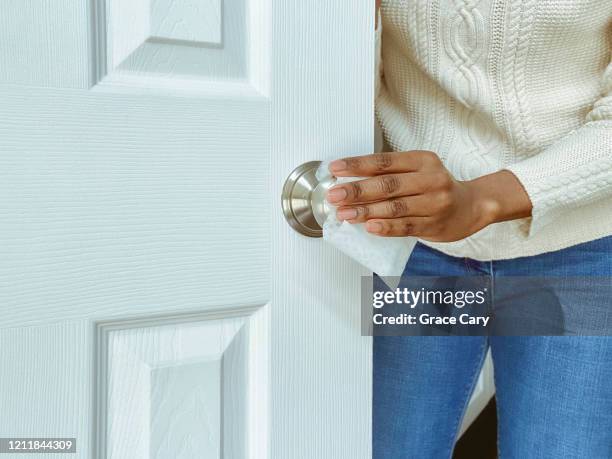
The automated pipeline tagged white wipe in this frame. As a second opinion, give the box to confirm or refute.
[316,161,416,277]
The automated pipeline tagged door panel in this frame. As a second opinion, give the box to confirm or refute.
[0,87,269,327]
[97,309,267,459]
[94,0,268,94]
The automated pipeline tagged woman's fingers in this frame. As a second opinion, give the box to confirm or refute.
[336,195,433,222]
[365,217,435,237]
[327,172,434,206]
[327,173,416,205]
[329,151,440,177]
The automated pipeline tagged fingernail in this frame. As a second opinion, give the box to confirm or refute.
[366,221,383,233]
[327,187,347,203]
[329,160,347,173]
[337,208,358,221]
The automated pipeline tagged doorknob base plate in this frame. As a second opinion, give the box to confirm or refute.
[282,161,334,238]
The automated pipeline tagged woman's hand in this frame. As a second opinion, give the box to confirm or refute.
[326,151,533,242]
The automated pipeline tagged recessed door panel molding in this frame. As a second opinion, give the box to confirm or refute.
[91,0,270,95]
[95,305,269,459]
[150,0,222,45]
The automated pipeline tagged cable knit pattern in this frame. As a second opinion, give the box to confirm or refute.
[377,0,612,260]
[442,0,499,180]
[502,0,539,157]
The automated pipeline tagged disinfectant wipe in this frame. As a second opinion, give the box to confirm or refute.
[316,161,416,277]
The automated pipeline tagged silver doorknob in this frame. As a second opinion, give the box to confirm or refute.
[281,161,336,238]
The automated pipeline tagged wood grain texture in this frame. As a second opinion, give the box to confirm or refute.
[0,320,92,458]
[0,0,90,88]
[0,86,270,328]
[270,1,375,458]
[151,360,223,458]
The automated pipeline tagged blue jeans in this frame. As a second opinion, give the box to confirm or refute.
[373,236,612,458]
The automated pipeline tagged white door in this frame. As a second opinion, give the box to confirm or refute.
[0,1,375,458]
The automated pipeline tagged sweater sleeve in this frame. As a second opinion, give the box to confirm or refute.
[505,58,612,237]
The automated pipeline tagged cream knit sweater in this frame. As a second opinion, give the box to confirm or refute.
[376,0,612,261]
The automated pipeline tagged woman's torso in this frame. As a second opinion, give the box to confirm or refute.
[376,0,612,260]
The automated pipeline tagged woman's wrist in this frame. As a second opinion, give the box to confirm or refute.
[467,170,533,227]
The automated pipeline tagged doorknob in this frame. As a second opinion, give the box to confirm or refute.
[281,161,336,238]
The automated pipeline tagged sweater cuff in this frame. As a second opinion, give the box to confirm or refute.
[505,121,612,238]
